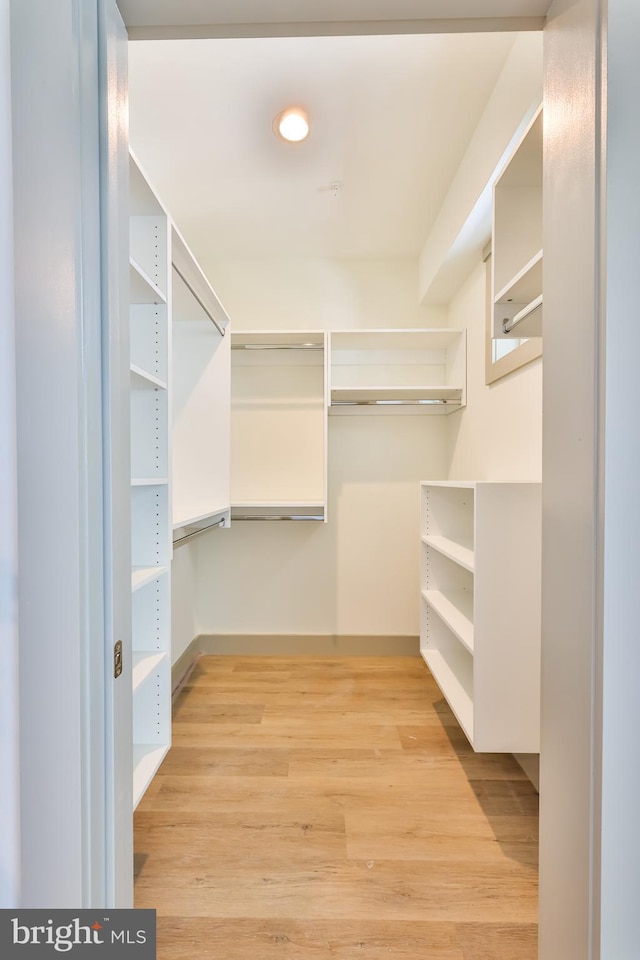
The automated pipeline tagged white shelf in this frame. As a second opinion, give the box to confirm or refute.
[422,534,474,572]
[422,648,474,743]
[133,744,170,809]
[231,500,325,520]
[330,385,463,404]
[422,589,474,654]
[131,564,169,593]
[132,652,168,694]
[130,363,167,391]
[131,477,169,487]
[129,257,166,305]
[494,249,543,305]
[232,330,324,349]
[329,328,466,416]
[173,505,230,530]
[330,328,461,351]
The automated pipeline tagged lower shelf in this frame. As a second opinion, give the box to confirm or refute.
[132,652,168,694]
[133,743,170,809]
[421,647,474,745]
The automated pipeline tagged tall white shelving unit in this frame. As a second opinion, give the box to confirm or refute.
[128,157,232,806]
[329,329,466,414]
[419,481,541,753]
[230,331,327,522]
[129,155,172,807]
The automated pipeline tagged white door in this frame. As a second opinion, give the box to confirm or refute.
[99,0,134,907]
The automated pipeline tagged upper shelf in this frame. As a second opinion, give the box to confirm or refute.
[329,328,466,414]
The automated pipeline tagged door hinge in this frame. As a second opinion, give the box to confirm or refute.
[113,640,123,679]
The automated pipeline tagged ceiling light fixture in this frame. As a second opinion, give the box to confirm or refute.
[273,107,310,143]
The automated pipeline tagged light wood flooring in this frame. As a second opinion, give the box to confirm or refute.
[134,656,538,959]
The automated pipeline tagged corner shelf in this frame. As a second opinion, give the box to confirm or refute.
[420,481,541,753]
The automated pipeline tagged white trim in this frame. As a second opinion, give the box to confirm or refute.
[0,0,20,910]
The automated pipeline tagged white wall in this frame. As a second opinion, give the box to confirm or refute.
[171,543,199,664]
[446,260,542,481]
[0,0,20,909]
[195,258,449,638]
[204,257,444,332]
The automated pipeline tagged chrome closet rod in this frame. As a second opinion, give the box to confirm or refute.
[173,517,227,547]
[232,515,324,521]
[231,343,323,351]
[331,399,457,406]
[173,263,226,337]
[502,293,543,334]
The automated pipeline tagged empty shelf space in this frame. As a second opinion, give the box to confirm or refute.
[422,589,474,654]
[130,364,167,390]
[330,385,463,404]
[132,565,169,593]
[132,652,168,693]
[422,534,474,572]
[422,648,473,744]
[130,258,166,305]
[133,744,170,809]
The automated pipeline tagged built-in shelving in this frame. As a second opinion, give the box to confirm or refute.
[492,107,543,341]
[420,480,541,753]
[129,153,172,809]
[230,331,328,522]
[329,329,466,415]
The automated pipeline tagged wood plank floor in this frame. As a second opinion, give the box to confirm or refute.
[134,656,538,959]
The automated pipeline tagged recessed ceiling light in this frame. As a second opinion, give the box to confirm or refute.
[273,107,310,143]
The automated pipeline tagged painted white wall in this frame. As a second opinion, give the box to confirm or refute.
[195,258,448,638]
[204,257,446,332]
[0,0,20,909]
[419,31,542,304]
[446,261,542,481]
[171,543,199,664]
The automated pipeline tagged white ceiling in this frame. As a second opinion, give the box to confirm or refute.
[128,32,516,262]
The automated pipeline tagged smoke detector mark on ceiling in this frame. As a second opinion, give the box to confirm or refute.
[319,180,343,197]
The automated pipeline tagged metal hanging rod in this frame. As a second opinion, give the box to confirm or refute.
[232,514,324,521]
[502,293,543,335]
[331,398,458,407]
[172,263,226,337]
[231,343,323,351]
[173,516,227,548]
